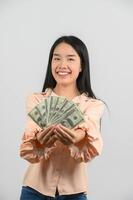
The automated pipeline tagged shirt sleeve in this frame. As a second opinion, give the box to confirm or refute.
[19,93,57,163]
[68,99,105,163]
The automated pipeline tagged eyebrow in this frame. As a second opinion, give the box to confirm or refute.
[53,53,76,57]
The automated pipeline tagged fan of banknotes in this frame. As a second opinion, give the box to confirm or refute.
[28,96,85,129]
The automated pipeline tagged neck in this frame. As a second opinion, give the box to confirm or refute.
[53,84,80,99]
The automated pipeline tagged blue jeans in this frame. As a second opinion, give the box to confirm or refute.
[20,186,88,200]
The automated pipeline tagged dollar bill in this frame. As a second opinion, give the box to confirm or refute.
[53,107,85,128]
[48,96,67,122]
[50,98,75,123]
[28,96,85,129]
[35,99,47,127]
[28,107,44,128]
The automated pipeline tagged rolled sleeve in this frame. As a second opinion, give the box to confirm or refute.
[19,93,56,163]
[68,99,105,163]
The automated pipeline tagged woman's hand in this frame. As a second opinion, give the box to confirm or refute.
[36,125,58,147]
[53,124,86,145]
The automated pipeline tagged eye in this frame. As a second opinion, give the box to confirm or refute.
[53,57,60,61]
[68,58,75,61]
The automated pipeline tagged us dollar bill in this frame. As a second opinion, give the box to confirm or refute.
[53,107,84,128]
[48,96,67,122]
[28,96,85,129]
[28,107,44,128]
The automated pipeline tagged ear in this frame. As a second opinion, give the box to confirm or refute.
[79,67,82,72]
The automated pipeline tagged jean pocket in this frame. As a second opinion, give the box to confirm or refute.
[68,192,88,200]
[21,186,43,197]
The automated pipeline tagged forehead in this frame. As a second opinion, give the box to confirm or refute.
[53,42,79,57]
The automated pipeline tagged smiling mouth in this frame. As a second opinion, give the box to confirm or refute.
[56,71,71,76]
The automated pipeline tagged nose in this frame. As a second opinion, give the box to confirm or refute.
[58,59,68,69]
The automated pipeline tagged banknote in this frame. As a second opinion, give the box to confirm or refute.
[28,96,85,129]
[53,107,85,129]
[50,98,75,123]
[48,96,67,122]
[28,107,44,128]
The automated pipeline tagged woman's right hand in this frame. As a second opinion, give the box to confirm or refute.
[36,125,57,147]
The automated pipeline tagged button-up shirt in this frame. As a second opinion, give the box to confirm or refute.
[19,88,105,197]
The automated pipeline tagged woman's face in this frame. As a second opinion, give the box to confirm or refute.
[51,42,82,86]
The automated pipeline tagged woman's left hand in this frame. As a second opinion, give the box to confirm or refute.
[52,124,86,145]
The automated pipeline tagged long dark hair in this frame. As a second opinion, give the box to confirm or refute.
[42,35,107,107]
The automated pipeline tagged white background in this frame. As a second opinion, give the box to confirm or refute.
[1,0,133,199]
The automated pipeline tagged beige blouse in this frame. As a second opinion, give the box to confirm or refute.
[19,88,105,197]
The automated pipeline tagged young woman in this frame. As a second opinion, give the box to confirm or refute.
[19,35,106,200]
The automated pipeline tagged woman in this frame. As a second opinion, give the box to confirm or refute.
[19,35,106,200]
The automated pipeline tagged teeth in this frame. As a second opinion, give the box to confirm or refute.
[58,72,70,75]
